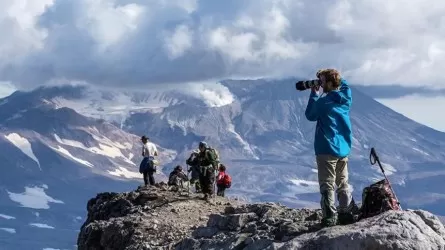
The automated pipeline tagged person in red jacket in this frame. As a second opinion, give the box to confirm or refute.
[216,164,231,197]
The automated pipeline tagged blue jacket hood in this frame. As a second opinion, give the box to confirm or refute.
[327,79,350,105]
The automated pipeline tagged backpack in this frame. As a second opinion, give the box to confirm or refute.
[207,147,220,166]
[360,178,401,219]
[223,173,232,188]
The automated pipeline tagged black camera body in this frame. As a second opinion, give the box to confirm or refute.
[295,79,321,91]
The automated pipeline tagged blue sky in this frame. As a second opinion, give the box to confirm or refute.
[0,0,444,131]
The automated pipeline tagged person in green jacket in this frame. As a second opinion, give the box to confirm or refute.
[197,141,218,201]
[305,68,355,227]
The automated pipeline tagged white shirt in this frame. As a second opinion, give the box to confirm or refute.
[142,141,158,158]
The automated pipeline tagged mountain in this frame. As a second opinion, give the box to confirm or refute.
[1,78,445,248]
[0,90,177,250]
[122,79,445,213]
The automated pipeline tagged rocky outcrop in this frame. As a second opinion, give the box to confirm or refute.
[77,183,244,250]
[77,184,445,250]
[178,204,445,250]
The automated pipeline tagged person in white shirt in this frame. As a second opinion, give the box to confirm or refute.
[139,135,158,186]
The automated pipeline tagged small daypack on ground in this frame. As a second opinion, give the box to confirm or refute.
[360,178,401,219]
[223,173,232,188]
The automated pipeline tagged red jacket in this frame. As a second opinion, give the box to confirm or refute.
[216,171,226,185]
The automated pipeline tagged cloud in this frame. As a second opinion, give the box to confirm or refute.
[355,85,445,99]
[1,0,445,89]
[0,82,17,98]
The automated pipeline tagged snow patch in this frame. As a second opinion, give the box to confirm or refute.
[7,185,64,209]
[54,134,135,165]
[289,179,319,194]
[227,123,259,159]
[0,228,16,233]
[49,145,94,167]
[378,163,397,176]
[0,214,15,220]
[108,167,140,179]
[412,147,430,156]
[29,223,55,229]
[91,134,130,149]
[4,133,41,170]
[311,168,318,173]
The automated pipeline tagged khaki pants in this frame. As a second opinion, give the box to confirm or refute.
[316,154,352,219]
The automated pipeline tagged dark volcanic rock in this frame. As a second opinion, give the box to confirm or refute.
[78,184,445,250]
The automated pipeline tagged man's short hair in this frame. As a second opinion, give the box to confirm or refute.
[318,69,341,88]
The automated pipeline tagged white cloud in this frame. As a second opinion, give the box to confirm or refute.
[0,81,16,98]
[81,0,145,50]
[1,0,445,89]
[182,81,235,107]
[0,0,54,63]
[164,24,193,59]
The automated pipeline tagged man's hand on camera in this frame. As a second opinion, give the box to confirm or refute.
[311,85,320,94]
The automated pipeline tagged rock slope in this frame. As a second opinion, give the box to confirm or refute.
[77,184,445,250]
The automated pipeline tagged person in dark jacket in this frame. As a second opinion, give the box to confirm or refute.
[168,165,188,189]
[186,150,201,193]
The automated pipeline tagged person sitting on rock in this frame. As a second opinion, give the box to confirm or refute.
[186,150,202,193]
[168,165,188,190]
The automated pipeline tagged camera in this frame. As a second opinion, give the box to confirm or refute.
[295,79,321,91]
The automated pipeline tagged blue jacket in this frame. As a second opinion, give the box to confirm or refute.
[304,78,352,158]
[139,156,155,173]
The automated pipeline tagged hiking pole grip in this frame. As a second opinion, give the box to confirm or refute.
[370,147,385,174]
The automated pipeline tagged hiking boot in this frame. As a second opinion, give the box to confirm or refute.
[338,212,355,225]
[321,216,337,227]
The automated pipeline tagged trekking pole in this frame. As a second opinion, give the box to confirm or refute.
[369,147,402,210]
[186,164,190,195]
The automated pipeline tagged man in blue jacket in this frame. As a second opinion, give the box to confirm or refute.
[305,68,354,227]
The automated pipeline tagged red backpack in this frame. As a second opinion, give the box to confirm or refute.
[223,173,232,188]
